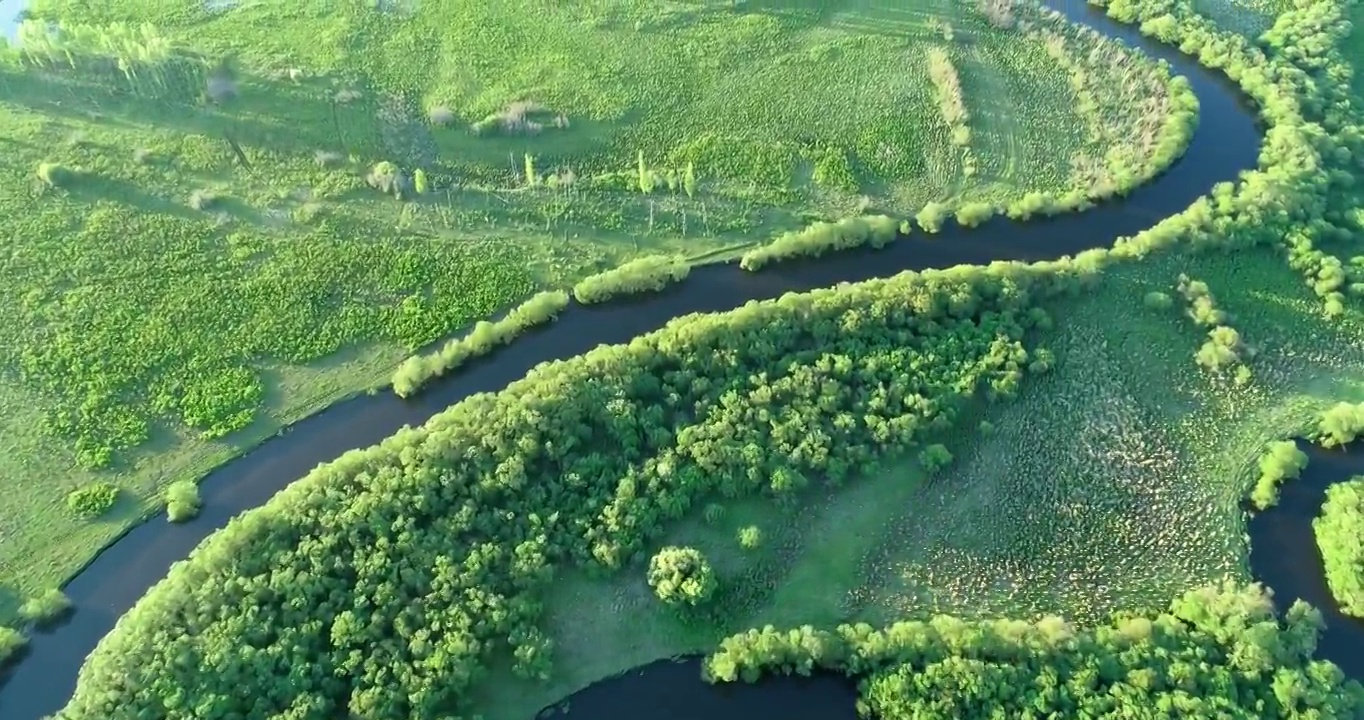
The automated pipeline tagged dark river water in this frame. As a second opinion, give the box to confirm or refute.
[1246,443,1364,682]
[0,0,1306,717]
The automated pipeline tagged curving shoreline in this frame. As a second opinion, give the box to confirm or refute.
[1247,443,1364,681]
[0,2,1269,718]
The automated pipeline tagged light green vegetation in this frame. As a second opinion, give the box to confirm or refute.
[163,479,201,523]
[1314,477,1364,617]
[571,255,691,304]
[392,290,571,398]
[18,588,71,627]
[0,625,25,666]
[482,246,1364,720]
[702,583,1364,716]
[1249,440,1309,510]
[0,0,1193,618]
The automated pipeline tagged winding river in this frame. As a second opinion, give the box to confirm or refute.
[3,0,1335,717]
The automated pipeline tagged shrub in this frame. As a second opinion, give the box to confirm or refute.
[648,546,717,608]
[392,291,572,398]
[164,480,202,523]
[0,627,25,667]
[1313,478,1364,617]
[919,443,953,474]
[1316,402,1364,448]
[737,526,763,551]
[954,201,995,228]
[739,215,900,271]
[572,255,690,304]
[65,482,119,519]
[915,202,951,233]
[428,106,456,126]
[366,161,406,198]
[188,189,217,211]
[1249,440,1309,510]
[36,161,75,187]
[19,589,72,627]
[1005,191,1060,220]
[1143,291,1174,310]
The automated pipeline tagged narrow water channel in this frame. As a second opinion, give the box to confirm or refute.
[1246,443,1364,681]
[0,1,1269,718]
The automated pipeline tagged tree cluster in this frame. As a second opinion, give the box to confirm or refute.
[571,255,690,304]
[703,583,1364,718]
[1174,274,1250,381]
[1314,478,1364,618]
[54,261,1070,720]
[392,290,571,398]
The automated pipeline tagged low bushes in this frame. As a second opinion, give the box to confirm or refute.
[19,589,72,627]
[65,482,119,520]
[164,480,202,523]
[571,255,690,304]
[1249,440,1310,510]
[738,215,900,271]
[703,583,1364,717]
[1314,478,1364,617]
[392,290,571,398]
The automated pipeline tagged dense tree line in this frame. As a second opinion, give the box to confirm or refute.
[1314,478,1364,618]
[571,255,691,304]
[392,291,571,398]
[53,262,1077,719]
[1250,440,1310,510]
[704,583,1364,718]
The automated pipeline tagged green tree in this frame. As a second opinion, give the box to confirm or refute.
[648,546,717,607]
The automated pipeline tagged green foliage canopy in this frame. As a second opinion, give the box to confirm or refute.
[704,583,1364,719]
[647,546,717,607]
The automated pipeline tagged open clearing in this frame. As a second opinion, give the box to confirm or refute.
[0,0,1187,621]
[476,247,1364,720]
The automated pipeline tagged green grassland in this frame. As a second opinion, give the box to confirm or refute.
[476,246,1364,720]
[0,0,1193,623]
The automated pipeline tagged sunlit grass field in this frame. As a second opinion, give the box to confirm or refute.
[472,247,1364,720]
[0,0,1191,624]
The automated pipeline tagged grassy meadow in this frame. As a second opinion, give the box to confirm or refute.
[0,0,1191,624]
[471,246,1364,720]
